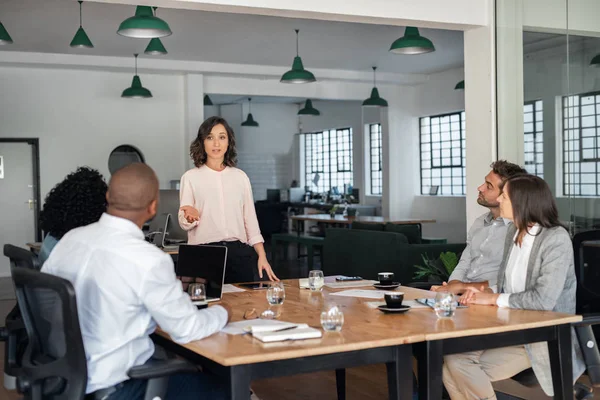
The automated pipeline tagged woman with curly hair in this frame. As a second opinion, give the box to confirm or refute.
[178,116,278,283]
[38,167,108,264]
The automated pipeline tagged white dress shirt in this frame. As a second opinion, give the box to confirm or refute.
[42,213,228,393]
[496,224,540,308]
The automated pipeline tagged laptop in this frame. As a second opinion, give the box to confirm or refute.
[176,245,228,303]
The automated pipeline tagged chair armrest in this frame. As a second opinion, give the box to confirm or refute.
[127,359,197,380]
[574,313,600,327]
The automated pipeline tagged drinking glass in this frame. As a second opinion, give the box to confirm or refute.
[188,283,206,302]
[308,270,325,291]
[266,282,285,305]
[434,291,456,319]
[320,304,344,332]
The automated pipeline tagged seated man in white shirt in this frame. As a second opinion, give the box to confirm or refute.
[42,162,230,400]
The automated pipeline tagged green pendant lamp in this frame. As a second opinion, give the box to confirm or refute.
[145,38,167,55]
[298,99,320,116]
[281,29,316,84]
[591,54,600,67]
[389,27,435,55]
[0,21,13,45]
[241,98,259,127]
[70,1,93,48]
[122,54,152,99]
[144,8,167,55]
[117,6,172,39]
[204,94,214,106]
[362,67,388,108]
[454,80,465,90]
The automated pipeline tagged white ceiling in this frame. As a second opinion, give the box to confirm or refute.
[0,0,465,74]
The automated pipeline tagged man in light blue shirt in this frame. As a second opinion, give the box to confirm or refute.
[432,160,528,295]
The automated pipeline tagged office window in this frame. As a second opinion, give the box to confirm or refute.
[524,100,544,178]
[369,123,382,195]
[303,128,353,193]
[562,91,600,196]
[419,111,466,195]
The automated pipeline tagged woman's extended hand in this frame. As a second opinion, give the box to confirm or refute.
[257,255,279,282]
[180,205,200,223]
[459,287,499,306]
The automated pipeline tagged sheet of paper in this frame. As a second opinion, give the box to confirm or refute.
[329,289,400,299]
[222,284,246,294]
[222,319,299,335]
[324,280,378,289]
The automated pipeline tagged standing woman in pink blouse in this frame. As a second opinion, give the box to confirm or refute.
[179,116,279,283]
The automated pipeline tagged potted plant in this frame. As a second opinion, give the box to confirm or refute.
[329,205,339,218]
[413,251,460,282]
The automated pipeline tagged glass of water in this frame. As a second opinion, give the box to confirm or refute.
[308,270,325,291]
[266,282,285,306]
[188,283,206,302]
[320,304,344,332]
[434,291,456,319]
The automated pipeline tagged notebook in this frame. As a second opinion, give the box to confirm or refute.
[176,245,227,302]
[251,326,322,343]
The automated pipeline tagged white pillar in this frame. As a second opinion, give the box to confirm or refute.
[464,20,497,228]
[183,74,205,170]
[496,0,524,165]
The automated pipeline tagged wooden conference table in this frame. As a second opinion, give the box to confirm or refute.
[152,278,580,400]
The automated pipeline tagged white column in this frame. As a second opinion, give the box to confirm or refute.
[496,0,524,165]
[183,74,204,170]
[464,19,497,228]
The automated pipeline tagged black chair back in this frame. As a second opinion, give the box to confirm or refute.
[2,244,40,379]
[12,266,87,400]
[572,230,600,313]
[4,244,40,270]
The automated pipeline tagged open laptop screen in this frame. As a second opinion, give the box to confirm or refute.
[175,245,227,301]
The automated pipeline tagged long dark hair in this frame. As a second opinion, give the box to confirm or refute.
[503,174,564,242]
[190,116,237,168]
[40,167,108,239]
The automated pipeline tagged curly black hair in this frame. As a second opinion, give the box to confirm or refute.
[39,167,108,239]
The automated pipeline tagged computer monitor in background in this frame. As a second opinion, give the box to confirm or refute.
[147,189,188,242]
[266,189,281,203]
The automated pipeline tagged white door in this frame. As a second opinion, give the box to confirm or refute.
[0,142,36,277]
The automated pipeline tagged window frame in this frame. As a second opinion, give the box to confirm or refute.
[419,111,466,196]
[368,123,382,196]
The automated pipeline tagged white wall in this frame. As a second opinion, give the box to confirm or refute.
[220,102,298,201]
[410,67,468,243]
[0,66,186,198]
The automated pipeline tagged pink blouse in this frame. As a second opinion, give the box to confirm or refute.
[178,166,264,246]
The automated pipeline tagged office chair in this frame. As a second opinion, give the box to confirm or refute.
[0,244,40,389]
[11,266,196,400]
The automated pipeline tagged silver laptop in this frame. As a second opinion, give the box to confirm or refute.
[175,245,228,303]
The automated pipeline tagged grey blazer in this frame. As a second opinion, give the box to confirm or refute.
[497,224,585,396]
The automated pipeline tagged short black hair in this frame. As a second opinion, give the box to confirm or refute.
[490,160,528,181]
[40,167,108,239]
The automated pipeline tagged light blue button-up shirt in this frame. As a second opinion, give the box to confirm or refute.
[449,212,511,286]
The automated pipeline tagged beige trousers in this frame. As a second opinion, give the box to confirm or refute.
[442,346,532,400]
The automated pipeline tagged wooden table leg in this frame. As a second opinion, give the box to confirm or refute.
[335,368,346,400]
[228,365,252,400]
[415,341,443,400]
[386,345,413,400]
[548,324,573,400]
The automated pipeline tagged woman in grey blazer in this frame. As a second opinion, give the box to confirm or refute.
[443,174,584,399]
